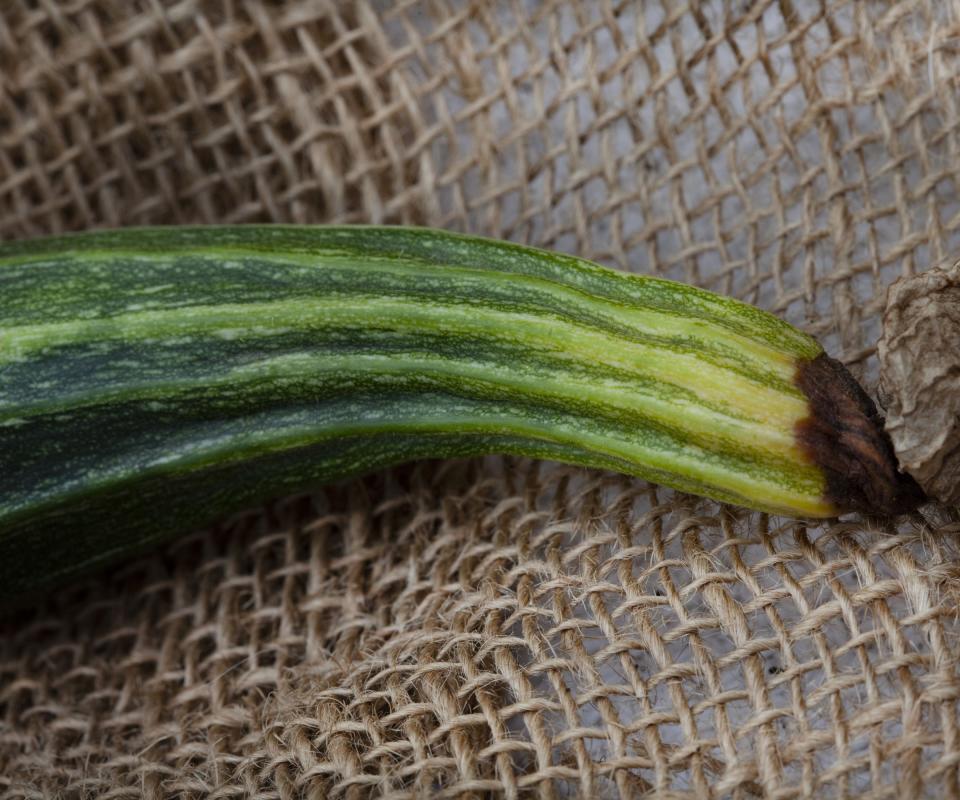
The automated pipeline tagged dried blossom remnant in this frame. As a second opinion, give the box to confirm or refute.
[795,353,924,516]
[878,261,960,505]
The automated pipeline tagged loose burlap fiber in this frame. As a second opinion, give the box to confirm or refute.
[3,2,960,798]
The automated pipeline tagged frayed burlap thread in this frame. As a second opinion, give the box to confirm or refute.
[2,2,960,798]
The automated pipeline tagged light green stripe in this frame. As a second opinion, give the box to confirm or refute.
[1,294,807,419]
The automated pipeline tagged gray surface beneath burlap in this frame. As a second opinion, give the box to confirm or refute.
[2,2,960,798]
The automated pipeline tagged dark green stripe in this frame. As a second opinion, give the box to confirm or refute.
[0,225,820,355]
[1,250,803,393]
[0,428,736,606]
[0,392,812,557]
[3,371,814,512]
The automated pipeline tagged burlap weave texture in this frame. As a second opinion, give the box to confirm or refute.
[2,1,960,797]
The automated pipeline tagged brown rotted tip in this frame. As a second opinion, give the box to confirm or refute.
[795,353,925,516]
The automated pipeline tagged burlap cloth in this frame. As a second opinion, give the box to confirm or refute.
[3,2,960,798]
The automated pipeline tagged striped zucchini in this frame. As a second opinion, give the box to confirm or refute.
[0,226,920,602]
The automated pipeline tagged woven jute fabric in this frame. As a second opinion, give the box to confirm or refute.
[3,1,960,798]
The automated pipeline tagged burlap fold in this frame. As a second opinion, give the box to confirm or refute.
[2,2,960,797]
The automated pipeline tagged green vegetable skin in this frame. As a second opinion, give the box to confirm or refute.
[0,226,919,602]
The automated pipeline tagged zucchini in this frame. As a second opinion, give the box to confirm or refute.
[0,226,921,602]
